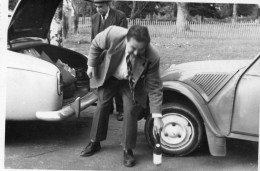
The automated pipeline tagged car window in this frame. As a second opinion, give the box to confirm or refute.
[246,57,260,76]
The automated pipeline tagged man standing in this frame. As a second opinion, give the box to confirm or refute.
[80,25,164,167]
[91,0,127,120]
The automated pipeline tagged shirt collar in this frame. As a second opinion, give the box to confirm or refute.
[102,7,110,20]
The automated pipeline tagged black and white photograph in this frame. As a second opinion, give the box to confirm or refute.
[1,0,260,170]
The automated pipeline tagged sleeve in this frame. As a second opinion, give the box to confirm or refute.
[87,26,114,67]
[145,53,163,114]
[152,113,162,118]
[119,13,128,28]
[91,16,94,41]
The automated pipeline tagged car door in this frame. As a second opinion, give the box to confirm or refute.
[231,56,260,136]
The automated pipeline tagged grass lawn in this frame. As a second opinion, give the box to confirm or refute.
[63,29,260,72]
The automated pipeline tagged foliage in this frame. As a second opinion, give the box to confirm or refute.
[71,0,91,17]
[237,4,259,18]
[111,1,132,17]
[188,3,220,19]
[156,2,177,19]
[9,0,18,10]
[140,1,159,18]
[216,3,259,19]
[112,1,160,19]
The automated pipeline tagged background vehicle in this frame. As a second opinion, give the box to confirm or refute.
[145,54,259,156]
[6,0,97,121]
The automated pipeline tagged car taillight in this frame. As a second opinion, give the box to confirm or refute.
[57,71,63,95]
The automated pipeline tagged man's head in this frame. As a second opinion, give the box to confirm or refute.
[93,0,110,16]
[126,25,151,57]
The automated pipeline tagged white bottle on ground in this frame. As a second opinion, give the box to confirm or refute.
[153,132,162,165]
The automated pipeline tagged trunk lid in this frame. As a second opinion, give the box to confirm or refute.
[8,0,62,41]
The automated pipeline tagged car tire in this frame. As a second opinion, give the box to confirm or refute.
[144,102,203,156]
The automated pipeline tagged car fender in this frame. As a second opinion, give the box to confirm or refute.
[163,81,227,156]
[163,81,223,137]
[6,50,63,120]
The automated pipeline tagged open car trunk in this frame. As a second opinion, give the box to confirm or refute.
[12,43,90,105]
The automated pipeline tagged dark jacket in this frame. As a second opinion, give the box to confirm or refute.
[91,8,128,40]
[87,26,163,114]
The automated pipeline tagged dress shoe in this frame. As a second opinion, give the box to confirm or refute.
[124,149,135,167]
[117,112,123,121]
[80,141,101,157]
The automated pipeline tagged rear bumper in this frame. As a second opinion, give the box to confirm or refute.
[35,91,98,121]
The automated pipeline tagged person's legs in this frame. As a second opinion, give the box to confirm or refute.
[120,81,143,167]
[109,99,114,114]
[115,93,124,121]
[121,97,143,148]
[81,77,119,157]
[115,93,123,113]
[109,93,122,116]
[90,77,119,142]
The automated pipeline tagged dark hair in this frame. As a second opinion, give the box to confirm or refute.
[126,25,150,45]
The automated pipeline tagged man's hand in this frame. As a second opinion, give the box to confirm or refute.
[153,117,164,134]
[87,67,95,79]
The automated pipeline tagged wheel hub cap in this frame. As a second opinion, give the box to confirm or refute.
[159,113,194,150]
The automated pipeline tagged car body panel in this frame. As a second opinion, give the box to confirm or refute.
[161,55,259,155]
[36,92,98,121]
[6,50,62,120]
[231,57,260,136]
[232,75,260,135]
[9,37,48,50]
[163,81,223,137]
[164,60,250,74]
[228,132,258,142]
[162,60,250,103]
[207,69,244,136]
[6,50,59,76]
[184,72,235,102]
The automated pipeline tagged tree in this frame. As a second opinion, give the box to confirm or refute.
[188,3,220,20]
[130,1,148,19]
[62,0,71,39]
[112,1,160,20]
[237,4,259,19]
[142,2,158,20]
[70,0,79,34]
[216,3,259,21]
[156,2,177,21]
[232,3,238,23]
[112,1,132,17]
[215,3,232,19]
[176,2,190,31]
[50,2,63,46]
[169,3,177,20]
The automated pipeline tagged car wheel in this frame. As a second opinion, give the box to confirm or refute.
[144,102,203,156]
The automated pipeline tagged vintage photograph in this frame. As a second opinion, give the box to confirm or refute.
[4,0,259,170]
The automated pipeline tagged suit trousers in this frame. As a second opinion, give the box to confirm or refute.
[110,93,123,113]
[90,77,142,149]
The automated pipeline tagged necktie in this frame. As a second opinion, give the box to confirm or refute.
[126,54,134,94]
[101,14,106,24]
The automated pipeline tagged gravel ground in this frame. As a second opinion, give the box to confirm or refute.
[5,107,258,170]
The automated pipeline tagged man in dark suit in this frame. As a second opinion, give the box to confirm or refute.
[80,25,164,167]
[91,0,128,121]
